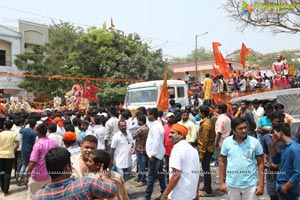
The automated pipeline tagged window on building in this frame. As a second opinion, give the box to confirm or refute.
[0,50,6,66]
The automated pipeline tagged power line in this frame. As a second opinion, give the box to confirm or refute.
[0,5,89,27]
[141,35,192,47]
[0,5,237,57]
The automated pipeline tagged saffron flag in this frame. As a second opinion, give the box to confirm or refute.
[157,70,168,112]
[212,64,220,76]
[212,42,230,79]
[110,17,115,29]
[83,82,100,102]
[240,43,251,69]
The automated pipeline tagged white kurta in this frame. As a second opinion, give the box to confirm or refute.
[168,140,200,200]
[111,131,133,169]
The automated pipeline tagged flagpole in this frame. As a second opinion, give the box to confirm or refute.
[109,18,124,36]
[195,32,208,81]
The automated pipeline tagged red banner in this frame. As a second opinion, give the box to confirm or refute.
[83,82,100,102]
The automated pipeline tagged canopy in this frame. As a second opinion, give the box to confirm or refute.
[230,88,300,116]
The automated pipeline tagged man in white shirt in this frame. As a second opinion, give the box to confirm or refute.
[13,117,24,181]
[265,77,271,89]
[105,106,120,153]
[252,99,265,126]
[47,123,64,147]
[249,76,258,90]
[109,120,133,180]
[143,108,166,200]
[161,123,200,200]
[91,115,107,150]
[239,75,247,92]
[62,131,81,157]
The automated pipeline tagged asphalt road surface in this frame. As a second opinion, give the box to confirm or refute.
[3,166,270,200]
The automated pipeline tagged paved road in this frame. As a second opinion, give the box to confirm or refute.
[3,165,270,200]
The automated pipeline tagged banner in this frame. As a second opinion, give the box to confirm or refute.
[212,42,230,79]
[83,82,100,102]
[240,43,251,69]
[157,70,168,112]
[212,64,220,76]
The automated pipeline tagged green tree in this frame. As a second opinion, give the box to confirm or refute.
[15,22,84,98]
[15,23,167,105]
[169,47,214,64]
[69,26,167,104]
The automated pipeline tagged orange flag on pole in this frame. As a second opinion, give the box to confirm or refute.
[157,70,168,112]
[240,43,251,69]
[212,64,220,76]
[212,42,230,79]
[110,17,115,29]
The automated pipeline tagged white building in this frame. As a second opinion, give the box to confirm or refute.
[0,20,48,99]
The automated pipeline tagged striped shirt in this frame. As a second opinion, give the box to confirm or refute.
[33,177,117,200]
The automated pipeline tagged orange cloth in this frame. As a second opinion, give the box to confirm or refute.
[240,43,251,69]
[212,42,231,79]
[157,71,168,112]
[54,117,63,128]
[234,110,241,118]
[171,123,188,136]
[212,64,220,76]
[63,131,77,141]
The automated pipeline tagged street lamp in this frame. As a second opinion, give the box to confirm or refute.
[195,32,208,81]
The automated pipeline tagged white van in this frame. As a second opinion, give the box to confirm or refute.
[124,80,189,110]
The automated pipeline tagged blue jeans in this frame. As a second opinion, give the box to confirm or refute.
[164,155,170,183]
[256,133,264,146]
[18,154,30,179]
[278,191,299,200]
[145,158,166,199]
[106,143,111,154]
[136,151,147,183]
[204,99,212,107]
[111,166,129,181]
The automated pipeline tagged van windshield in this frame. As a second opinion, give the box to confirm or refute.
[126,86,158,104]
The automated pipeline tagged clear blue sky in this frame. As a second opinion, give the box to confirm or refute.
[1,0,299,60]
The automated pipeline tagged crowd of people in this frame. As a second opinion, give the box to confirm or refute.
[187,54,300,96]
[0,79,300,199]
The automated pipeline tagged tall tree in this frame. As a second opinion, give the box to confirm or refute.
[69,26,167,104]
[169,47,214,64]
[15,23,167,105]
[224,0,300,34]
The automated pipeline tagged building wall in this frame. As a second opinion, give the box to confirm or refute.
[0,21,48,98]
[19,20,49,52]
[169,60,244,83]
[0,39,12,66]
[0,29,21,71]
